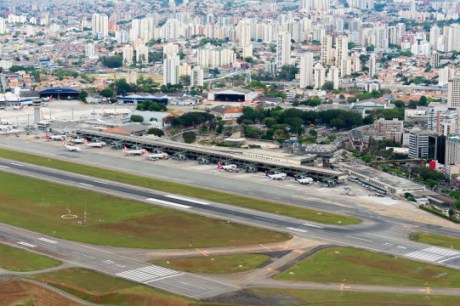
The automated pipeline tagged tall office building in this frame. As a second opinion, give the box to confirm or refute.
[191,66,204,87]
[0,17,6,34]
[163,55,180,85]
[320,34,332,65]
[448,75,460,108]
[408,131,433,159]
[336,35,349,77]
[446,135,460,165]
[369,54,376,78]
[276,32,291,69]
[91,13,108,38]
[299,52,314,88]
[431,51,440,68]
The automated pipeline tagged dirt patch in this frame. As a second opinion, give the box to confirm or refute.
[0,281,83,306]
[206,289,300,306]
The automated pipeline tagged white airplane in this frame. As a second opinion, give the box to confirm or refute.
[146,152,169,160]
[217,163,239,172]
[68,136,85,144]
[295,176,314,184]
[83,138,106,148]
[62,141,82,152]
[266,171,287,180]
[0,126,12,131]
[45,133,66,141]
[0,120,13,125]
[123,146,147,156]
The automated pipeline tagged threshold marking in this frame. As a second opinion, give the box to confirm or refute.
[146,198,191,209]
[17,241,36,248]
[38,238,57,244]
[10,162,23,167]
[303,222,324,229]
[79,183,93,188]
[166,195,209,205]
[93,180,107,185]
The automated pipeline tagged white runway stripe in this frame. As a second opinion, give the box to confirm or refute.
[146,198,191,209]
[166,195,209,205]
[405,247,460,263]
[116,265,182,283]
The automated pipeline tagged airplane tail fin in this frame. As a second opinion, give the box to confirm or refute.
[217,163,222,169]
[123,145,128,151]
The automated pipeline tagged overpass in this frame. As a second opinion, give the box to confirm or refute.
[77,129,347,182]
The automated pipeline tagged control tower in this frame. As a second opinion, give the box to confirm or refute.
[32,100,41,123]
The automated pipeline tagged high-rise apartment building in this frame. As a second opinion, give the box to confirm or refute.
[320,34,332,65]
[448,75,460,108]
[91,13,108,38]
[369,54,376,78]
[446,135,460,165]
[0,18,6,34]
[191,66,204,87]
[276,32,291,69]
[336,35,349,77]
[299,52,314,88]
[122,44,134,66]
[163,55,180,85]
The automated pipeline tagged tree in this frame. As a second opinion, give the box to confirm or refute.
[321,81,334,91]
[100,55,123,68]
[130,114,144,122]
[179,75,191,86]
[148,128,164,137]
[418,95,428,106]
[100,87,114,98]
[79,90,88,102]
[309,129,318,137]
[277,65,299,81]
[392,100,405,109]
[183,131,196,143]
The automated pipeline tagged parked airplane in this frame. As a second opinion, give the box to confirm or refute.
[0,126,12,131]
[62,141,82,152]
[265,171,287,180]
[45,133,66,141]
[123,146,147,156]
[217,163,239,172]
[146,152,169,160]
[83,138,106,148]
[295,176,314,184]
[68,136,85,144]
[0,120,13,125]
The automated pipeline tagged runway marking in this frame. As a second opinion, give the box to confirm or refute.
[258,244,272,252]
[286,227,308,233]
[438,254,460,263]
[346,235,373,243]
[405,247,460,263]
[38,238,57,244]
[0,165,10,169]
[117,265,182,283]
[383,242,393,246]
[145,198,191,209]
[195,248,209,257]
[79,183,93,188]
[93,180,107,184]
[303,222,324,229]
[72,252,96,259]
[17,241,36,248]
[103,260,114,264]
[166,195,209,205]
[10,162,23,167]
[397,246,407,249]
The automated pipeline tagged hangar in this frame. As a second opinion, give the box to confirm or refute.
[207,88,258,102]
[39,87,81,100]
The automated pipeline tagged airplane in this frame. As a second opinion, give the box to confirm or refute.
[69,136,85,144]
[83,138,106,148]
[217,163,239,172]
[0,120,13,125]
[62,141,82,152]
[295,176,314,184]
[123,145,147,156]
[265,171,287,180]
[146,152,169,160]
[46,133,66,141]
[0,126,12,131]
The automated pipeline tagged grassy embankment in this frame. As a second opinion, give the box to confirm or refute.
[0,172,289,249]
[0,243,61,272]
[410,232,460,251]
[0,148,360,225]
[276,247,460,287]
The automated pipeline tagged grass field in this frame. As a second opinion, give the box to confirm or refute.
[0,148,359,225]
[410,232,460,251]
[29,268,195,305]
[153,253,270,274]
[247,288,460,306]
[0,242,61,272]
[275,247,460,287]
[0,281,83,306]
[0,172,289,249]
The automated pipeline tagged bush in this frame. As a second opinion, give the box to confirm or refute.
[147,128,164,137]
[183,131,196,143]
[130,115,144,122]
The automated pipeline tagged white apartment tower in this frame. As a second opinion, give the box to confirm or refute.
[320,34,332,65]
[0,18,6,34]
[369,54,376,78]
[84,43,96,60]
[448,75,460,108]
[91,13,108,38]
[122,44,134,66]
[336,35,349,77]
[136,43,149,65]
[276,32,291,69]
[299,52,314,88]
[163,55,180,85]
[191,66,204,87]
